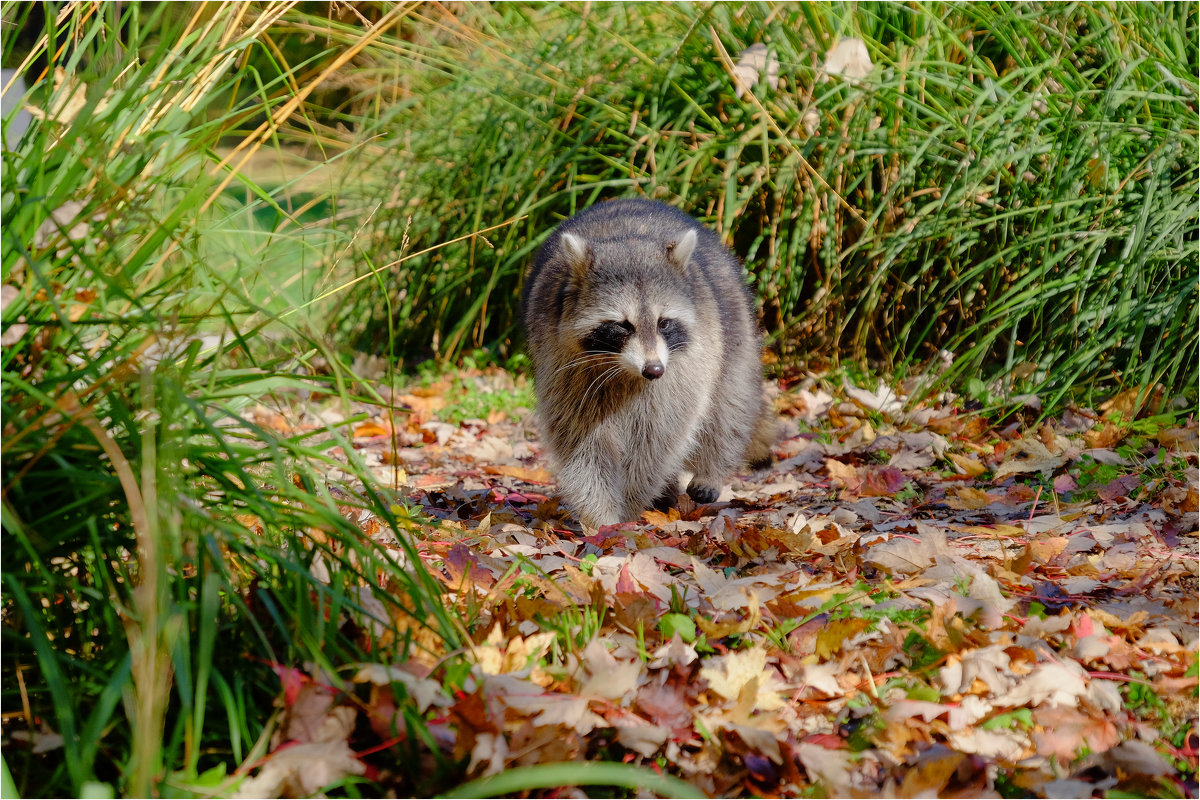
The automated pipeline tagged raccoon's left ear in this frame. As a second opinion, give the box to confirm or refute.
[561,232,593,283]
[667,229,698,273]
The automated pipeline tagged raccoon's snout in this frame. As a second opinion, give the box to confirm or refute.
[642,361,664,380]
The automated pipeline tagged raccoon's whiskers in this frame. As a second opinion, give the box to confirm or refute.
[582,364,624,399]
[555,351,619,375]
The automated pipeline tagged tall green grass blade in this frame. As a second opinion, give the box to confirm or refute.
[441,761,706,799]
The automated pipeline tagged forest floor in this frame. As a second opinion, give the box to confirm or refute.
[240,367,1198,798]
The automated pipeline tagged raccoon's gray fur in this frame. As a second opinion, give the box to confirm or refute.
[521,197,772,529]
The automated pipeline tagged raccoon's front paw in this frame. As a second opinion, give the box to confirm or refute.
[652,486,679,512]
[685,481,720,505]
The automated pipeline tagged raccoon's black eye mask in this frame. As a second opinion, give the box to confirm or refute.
[582,320,634,353]
[658,318,688,350]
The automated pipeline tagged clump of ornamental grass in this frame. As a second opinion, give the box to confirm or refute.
[332,2,1197,410]
[2,4,462,796]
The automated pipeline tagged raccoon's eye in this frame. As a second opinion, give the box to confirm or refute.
[582,320,634,353]
[657,317,688,350]
[619,320,635,332]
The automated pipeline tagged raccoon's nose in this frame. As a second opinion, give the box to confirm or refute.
[642,361,664,380]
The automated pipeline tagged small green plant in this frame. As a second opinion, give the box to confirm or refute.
[658,613,697,643]
[899,631,943,672]
[1072,455,1127,496]
[538,604,608,663]
[1123,675,1169,719]
[981,709,1035,731]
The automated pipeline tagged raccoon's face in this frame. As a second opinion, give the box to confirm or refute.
[580,305,691,380]
[558,231,698,381]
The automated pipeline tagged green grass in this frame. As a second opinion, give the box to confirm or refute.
[325,2,1197,407]
[1,4,461,796]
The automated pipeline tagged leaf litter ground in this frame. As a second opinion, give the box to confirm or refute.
[241,369,1198,798]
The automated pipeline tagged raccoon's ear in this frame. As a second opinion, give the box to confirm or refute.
[667,229,698,273]
[560,232,593,281]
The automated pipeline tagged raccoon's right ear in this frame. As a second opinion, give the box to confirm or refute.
[560,232,593,282]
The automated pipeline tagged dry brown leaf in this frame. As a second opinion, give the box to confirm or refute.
[482,463,553,484]
[353,421,390,438]
[947,451,988,477]
[1033,706,1119,761]
[993,439,1065,480]
[823,458,860,490]
[236,740,366,798]
[1083,421,1127,449]
[899,746,966,797]
[945,486,994,509]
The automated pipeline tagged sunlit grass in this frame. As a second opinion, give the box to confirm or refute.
[328,2,1197,407]
[1,3,461,796]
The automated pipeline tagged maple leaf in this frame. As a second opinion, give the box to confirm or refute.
[236,740,366,798]
[814,617,872,659]
[579,639,644,703]
[947,451,988,477]
[798,662,843,697]
[898,745,967,797]
[689,558,785,611]
[944,486,995,509]
[862,527,951,575]
[1033,706,1119,761]
[608,709,671,757]
[859,466,909,497]
[945,727,1030,761]
[698,646,785,711]
[993,660,1089,708]
[795,740,855,795]
[648,634,698,670]
[352,663,452,712]
[823,458,861,492]
[993,439,1065,480]
[841,379,901,414]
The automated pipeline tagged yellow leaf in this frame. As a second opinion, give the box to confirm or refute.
[947,452,987,477]
[945,487,992,510]
[815,618,872,660]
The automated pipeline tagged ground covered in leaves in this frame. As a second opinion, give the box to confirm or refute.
[243,368,1198,798]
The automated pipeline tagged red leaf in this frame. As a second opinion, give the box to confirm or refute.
[272,664,307,707]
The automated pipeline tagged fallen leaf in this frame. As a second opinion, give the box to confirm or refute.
[947,452,988,477]
[235,741,366,798]
[824,458,860,491]
[823,38,875,82]
[731,42,779,98]
[354,421,390,438]
[993,439,1065,480]
[482,464,554,484]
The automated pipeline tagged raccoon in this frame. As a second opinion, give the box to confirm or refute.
[521,197,772,529]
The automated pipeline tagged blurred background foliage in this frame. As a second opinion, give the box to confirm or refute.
[1,1,1196,796]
